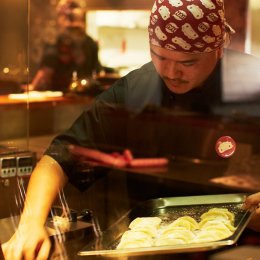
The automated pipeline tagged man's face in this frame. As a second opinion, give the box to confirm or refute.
[57,13,85,32]
[150,44,223,94]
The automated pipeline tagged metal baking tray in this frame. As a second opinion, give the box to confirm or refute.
[78,193,253,257]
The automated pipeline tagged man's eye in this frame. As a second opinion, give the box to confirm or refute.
[182,62,196,66]
[156,56,166,61]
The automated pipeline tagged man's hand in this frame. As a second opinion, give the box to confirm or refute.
[2,223,51,260]
[243,192,260,232]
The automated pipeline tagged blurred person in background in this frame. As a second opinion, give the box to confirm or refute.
[3,0,260,259]
[31,0,101,92]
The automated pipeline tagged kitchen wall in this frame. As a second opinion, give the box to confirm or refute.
[86,10,151,76]
[84,0,154,10]
[250,0,260,56]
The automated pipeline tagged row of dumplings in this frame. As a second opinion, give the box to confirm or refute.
[117,207,236,249]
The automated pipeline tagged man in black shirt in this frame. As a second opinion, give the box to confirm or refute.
[3,1,260,259]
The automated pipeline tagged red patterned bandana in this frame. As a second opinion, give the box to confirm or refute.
[148,0,231,53]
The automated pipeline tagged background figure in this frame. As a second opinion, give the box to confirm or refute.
[31,0,101,92]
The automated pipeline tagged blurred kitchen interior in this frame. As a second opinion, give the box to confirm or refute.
[1,0,260,89]
[29,0,260,78]
[1,1,260,254]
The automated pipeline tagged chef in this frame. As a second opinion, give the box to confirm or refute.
[3,0,260,259]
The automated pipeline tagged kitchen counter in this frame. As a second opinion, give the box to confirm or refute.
[0,92,93,108]
[0,93,94,140]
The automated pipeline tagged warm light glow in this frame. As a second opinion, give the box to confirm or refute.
[250,0,260,8]
[70,82,78,89]
[90,11,149,28]
[81,79,88,86]
[3,67,10,74]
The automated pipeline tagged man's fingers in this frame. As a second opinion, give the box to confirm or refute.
[2,227,51,260]
[36,239,51,260]
[245,192,260,207]
[247,207,260,232]
[2,241,23,260]
[21,238,41,260]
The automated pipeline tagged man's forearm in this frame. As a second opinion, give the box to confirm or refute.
[19,155,68,226]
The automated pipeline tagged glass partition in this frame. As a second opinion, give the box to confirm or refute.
[1,0,260,259]
[0,0,29,142]
[0,0,31,246]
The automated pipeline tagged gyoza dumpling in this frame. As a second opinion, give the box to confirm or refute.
[116,230,153,249]
[129,217,162,229]
[200,208,234,224]
[155,237,186,247]
[129,217,162,237]
[155,229,195,246]
[117,238,153,249]
[207,208,234,222]
[201,224,233,239]
[160,226,187,233]
[161,229,195,242]
[193,229,224,243]
[161,225,194,237]
[166,216,199,231]
[120,230,152,241]
[199,219,236,232]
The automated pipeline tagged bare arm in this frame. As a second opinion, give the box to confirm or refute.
[31,67,54,91]
[2,155,68,260]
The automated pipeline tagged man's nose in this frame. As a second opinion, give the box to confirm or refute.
[163,61,182,79]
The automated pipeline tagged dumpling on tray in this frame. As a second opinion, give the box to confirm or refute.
[128,217,162,237]
[195,207,236,242]
[155,229,195,246]
[193,229,227,243]
[116,207,237,249]
[116,230,153,249]
[117,217,162,249]
[129,217,162,229]
[200,225,232,239]
[199,218,236,232]
[207,208,234,221]
[155,237,187,247]
[200,208,235,223]
[165,216,199,231]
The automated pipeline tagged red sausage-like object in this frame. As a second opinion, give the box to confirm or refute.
[129,158,169,168]
[69,145,168,168]
[69,145,127,167]
[123,149,134,162]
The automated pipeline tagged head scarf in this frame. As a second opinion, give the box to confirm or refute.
[148,0,234,53]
